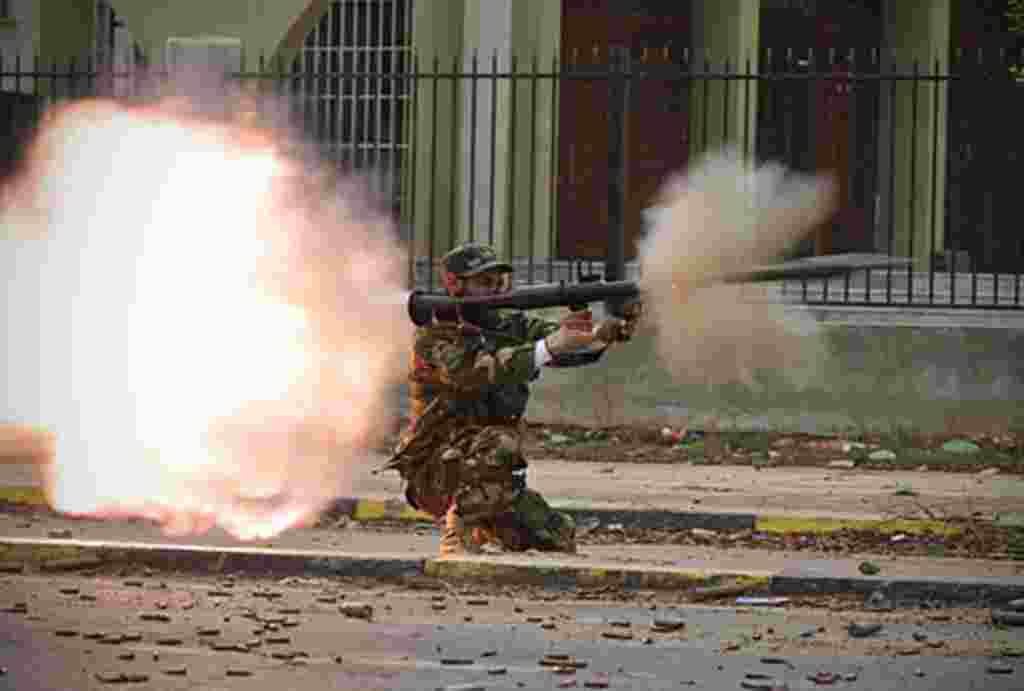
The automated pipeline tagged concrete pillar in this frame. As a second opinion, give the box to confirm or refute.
[506,0,560,267]
[688,0,759,161]
[409,0,559,270]
[881,0,950,267]
[406,0,464,265]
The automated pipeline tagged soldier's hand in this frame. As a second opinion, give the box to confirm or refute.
[545,309,597,354]
[593,302,643,344]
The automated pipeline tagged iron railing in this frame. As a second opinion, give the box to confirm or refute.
[1,48,1022,308]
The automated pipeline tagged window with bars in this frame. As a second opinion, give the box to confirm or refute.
[300,0,413,207]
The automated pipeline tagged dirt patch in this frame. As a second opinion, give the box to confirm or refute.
[577,522,1015,561]
[518,422,1024,474]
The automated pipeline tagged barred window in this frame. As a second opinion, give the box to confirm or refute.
[300,0,413,207]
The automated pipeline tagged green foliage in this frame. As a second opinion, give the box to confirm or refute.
[1009,0,1024,35]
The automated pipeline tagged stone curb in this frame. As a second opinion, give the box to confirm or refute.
[0,487,961,536]
[1,537,1022,608]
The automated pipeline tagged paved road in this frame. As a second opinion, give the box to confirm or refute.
[1,570,1021,691]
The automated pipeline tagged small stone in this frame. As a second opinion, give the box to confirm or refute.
[212,643,249,652]
[123,580,144,587]
[441,658,475,666]
[858,562,881,576]
[992,610,1024,627]
[339,602,373,620]
[316,596,338,604]
[987,663,1014,674]
[58,587,79,595]
[912,632,928,642]
[79,594,97,602]
[99,634,125,645]
[47,529,73,539]
[253,590,282,600]
[466,598,489,606]
[207,590,233,598]
[121,633,142,642]
[54,629,78,637]
[513,606,524,613]
[83,632,105,640]
[651,617,685,632]
[527,616,544,623]
[271,651,296,660]
[117,652,135,661]
[760,657,795,668]
[1007,599,1024,612]
[913,668,925,677]
[978,468,1000,477]
[557,681,577,689]
[487,666,507,675]
[225,668,252,677]
[608,620,631,628]
[601,630,634,640]
[139,612,171,622]
[847,622,883,638]
[584,676,610,689]
[163,667,187,676]
[197,627,221,636]
[156,637,183,646]
[827,460,855,469]
[264,636,291,645]
[942,439,980,454]
[432,603,447,611]
[541,622,557,630]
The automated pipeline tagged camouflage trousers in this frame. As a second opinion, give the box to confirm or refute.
[389,419,575,552]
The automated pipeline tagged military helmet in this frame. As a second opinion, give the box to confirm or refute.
[442,242,514,277]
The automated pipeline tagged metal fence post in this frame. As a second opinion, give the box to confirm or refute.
[605,45,630,316]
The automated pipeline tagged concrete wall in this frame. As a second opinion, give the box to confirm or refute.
[106,0,321,68]
[520,308,1024,435]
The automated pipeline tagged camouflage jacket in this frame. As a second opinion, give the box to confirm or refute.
[408,310,559,424]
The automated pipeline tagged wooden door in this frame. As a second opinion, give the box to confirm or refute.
[557,0,690,260]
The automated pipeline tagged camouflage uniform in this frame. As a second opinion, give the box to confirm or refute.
[382,244,602,552]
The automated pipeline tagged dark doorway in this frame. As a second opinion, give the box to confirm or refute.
[557,0,691,260]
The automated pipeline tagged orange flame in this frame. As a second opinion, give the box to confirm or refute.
[1,86,413,540]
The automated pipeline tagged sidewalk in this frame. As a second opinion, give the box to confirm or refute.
[3,455,1023,533]
[1,512,1022,607]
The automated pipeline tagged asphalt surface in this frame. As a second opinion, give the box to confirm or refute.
[1,570,1022,691]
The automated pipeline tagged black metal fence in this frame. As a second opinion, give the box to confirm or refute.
[2,48,1022,309]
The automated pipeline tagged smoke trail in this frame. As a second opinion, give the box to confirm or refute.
[0,81,413,539]
[638,149,836,390]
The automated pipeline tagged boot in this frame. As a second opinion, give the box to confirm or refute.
[439,506,466,558]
